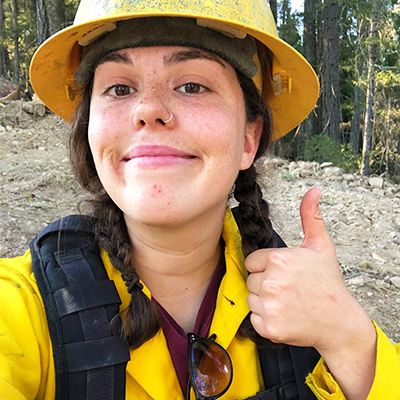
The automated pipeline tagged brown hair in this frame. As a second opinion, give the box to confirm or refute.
[69,70,275,348]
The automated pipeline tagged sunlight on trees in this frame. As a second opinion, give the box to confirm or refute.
[1,0,399,179]
[272,0,400,180]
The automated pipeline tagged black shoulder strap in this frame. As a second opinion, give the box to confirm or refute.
[30,215,130,400]
[253,344,320,399]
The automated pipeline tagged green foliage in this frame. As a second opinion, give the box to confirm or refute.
[372,68,400,181]
[358,260,373,270]
[281,172,297,182]
[0,0,399,180]
[1,0,79,87]
[302,134,359,172]
[368,147,400,183]
[389,154,400,183]
[277,0,302,52]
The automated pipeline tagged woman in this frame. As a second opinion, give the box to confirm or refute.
[1,0,399,399]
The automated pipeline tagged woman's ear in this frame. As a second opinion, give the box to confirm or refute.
[240,116,263,170]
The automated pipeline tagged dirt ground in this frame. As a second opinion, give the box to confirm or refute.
[1,100,399,342]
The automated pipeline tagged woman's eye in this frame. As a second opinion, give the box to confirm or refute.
[107,84,134,97]
[177,83,206,94]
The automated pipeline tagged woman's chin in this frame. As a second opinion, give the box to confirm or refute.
[123,207,193,229]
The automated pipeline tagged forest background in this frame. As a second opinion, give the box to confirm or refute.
[1,0,400,181]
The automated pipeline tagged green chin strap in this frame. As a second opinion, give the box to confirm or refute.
[74,17,259,83]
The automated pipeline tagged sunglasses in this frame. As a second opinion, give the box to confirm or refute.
[186,333,233,400]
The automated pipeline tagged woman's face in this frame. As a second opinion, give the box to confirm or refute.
[88,46,262,228]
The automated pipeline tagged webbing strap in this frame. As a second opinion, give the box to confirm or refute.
[54,281,120,317]
[249,382,298,400]
[56,249,120,400]
[30,215,130,400]
[246,344,319,400]
[65,337,131,372]
[249,345,299,400]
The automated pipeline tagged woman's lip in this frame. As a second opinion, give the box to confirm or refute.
[122,145,196,166]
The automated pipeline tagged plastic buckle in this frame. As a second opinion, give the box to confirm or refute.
[278,386,287,400]
[278,382,297,400]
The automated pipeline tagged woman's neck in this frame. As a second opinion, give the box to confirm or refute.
[124,209,225,331]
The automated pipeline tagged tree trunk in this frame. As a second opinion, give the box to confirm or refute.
[321,0,341,143]
[0,0,10,78]
[281,0,289,25]
[46,0,64,35]
[361,7,379,176]
[301,0,318,139]
[11,0,20,83]
[35,0,49,45]
[385,99,390,176]
[397,132,400,158]
[269,0,278,23]
[303,0,317,68]
[315,0,323,134]
[350,18,366,154]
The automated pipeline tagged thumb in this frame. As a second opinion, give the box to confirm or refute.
[300,188,331,250]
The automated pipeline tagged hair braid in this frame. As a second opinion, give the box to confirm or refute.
[233,166,275,257]
[234,166,279,347]
[92,197,161,349]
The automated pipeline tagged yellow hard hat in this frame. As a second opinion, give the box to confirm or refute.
[29,0,319,141]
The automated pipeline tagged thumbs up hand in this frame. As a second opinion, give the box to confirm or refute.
[246,188,374,354]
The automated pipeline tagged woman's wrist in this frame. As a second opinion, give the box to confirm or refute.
[317,306,377,400]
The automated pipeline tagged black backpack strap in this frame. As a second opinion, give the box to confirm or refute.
[248,344,320,400]
[253,345,297,400]
[30,215,130,400]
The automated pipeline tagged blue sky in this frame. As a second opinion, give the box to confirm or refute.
[291,0,304,12]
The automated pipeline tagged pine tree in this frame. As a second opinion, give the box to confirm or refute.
[361,3,379,176]
[321,0,341,143]
[11,0,20,83]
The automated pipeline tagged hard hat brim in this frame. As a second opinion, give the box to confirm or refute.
[30,13,319,141]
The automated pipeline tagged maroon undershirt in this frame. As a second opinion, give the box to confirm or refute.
[152,244,226,397]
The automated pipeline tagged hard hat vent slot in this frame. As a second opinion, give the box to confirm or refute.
[66,83,77,101]
[272,72,292,96]
[196,18,247,39]
[79,22,117,47]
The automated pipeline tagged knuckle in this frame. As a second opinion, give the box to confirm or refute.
[268,250,290,267]
[260,279,285,295]
[251,313,286,343]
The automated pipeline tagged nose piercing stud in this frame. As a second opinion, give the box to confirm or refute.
[162,112,173,124]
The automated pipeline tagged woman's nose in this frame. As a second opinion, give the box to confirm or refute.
[132,89,174,129]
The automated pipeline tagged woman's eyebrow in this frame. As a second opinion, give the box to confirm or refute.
[97,51,133,67]
[95,48,226,69]
[163,49,226,69]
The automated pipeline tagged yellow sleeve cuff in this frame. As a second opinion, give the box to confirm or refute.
[305,358,345,400]
[368,322,400,399]
[305,321,400,400]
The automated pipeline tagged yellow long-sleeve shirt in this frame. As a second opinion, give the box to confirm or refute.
[1,209,399,399]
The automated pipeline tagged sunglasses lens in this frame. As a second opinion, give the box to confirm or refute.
[190,339,232,397]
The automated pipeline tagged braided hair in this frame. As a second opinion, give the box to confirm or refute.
[69,68,275,349]
[233,72,276,346]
